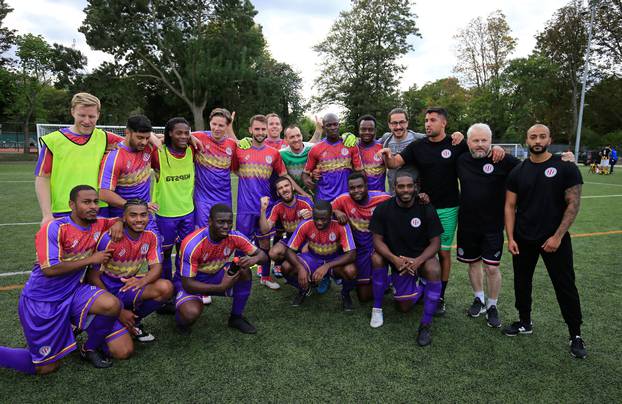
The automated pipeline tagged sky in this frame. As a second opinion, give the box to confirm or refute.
[5,0,571,108]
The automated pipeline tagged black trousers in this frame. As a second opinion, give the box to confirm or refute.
[512,232,582,336]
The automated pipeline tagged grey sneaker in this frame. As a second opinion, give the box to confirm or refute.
[486,305,501,328]
[467,297,486,317]
[417,324,432,347]
[569,336,587,359]
[503,320,533,336]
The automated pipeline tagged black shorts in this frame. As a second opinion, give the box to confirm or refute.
[456,228,503,266]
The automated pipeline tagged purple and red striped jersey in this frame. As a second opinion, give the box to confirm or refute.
[288,219,355,260]
[332,191,391,249]
[358,141,386,192]
[267,196,314,235]
[192,131,238,207]
[95,229,161,281]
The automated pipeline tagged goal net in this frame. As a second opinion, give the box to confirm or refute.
[35,124,166,151]
[496,143,527,159]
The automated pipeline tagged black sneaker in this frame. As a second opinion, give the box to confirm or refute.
[467,297,486,317]
[433,298,446,317]
[502,320,533,336]
[291,289,309,307]
[417,324,432,347]
[80,348,112,369]
[486,305,501,328]
[176,323,192,335]
[341,292,354,312]
[228,315,257,334]
[569,336,587,359]
[156,301,176,315]
[133,323,156,343]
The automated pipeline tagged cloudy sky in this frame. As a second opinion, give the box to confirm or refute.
[6,0,570,106]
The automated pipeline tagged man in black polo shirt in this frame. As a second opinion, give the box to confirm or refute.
[457,123,520,328]
[504,124,586,359]
[370,171,443,346]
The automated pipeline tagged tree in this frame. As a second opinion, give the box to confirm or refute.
[0,0,15,66]
[313,0,419,131]
[51,43,87,90]
[453,10,516,88]
[594,0,622,69]
[81,0,269,130]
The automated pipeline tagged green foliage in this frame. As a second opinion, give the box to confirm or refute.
[298,116,315,140]
[313,0,419,132]
[0,0,15,66]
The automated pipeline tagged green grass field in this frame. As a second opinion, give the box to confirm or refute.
[0,161,620,402]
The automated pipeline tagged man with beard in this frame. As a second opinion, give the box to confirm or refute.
[259,177,314,266]
[356,115,387,192]
[370,172,443,345]
[504,124,587,359]
[456,124,520,328]
[332,172,391,313]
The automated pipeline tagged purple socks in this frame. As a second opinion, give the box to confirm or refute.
[372,267,389,309]
[135,299,164,320]
[422,280,442,325]
[231,279,252,316]
[84,314,116,351]
[0,346,36,374]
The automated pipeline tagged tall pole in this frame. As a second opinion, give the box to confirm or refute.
[574,1,597,159]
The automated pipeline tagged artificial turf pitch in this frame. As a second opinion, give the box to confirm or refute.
[0,161,620,402]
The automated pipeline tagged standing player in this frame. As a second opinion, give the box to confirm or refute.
[175,204,268,334]
[87,199,174,342]
[282,201,357,310]
[265,113,287,150]
[191,108,239,228]
[456,124,520,328]
[380,107,502,315]
[370,172,443,345]
[504,124,587,359]
[280,124,321,194]
[332,173,391,310]
[356,115,386,192]
[302,113,363,201]
[0,185,130,374]
[35,93,124,224]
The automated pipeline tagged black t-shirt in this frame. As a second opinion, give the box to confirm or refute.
[369,197,443,258]
[506,155,583,241]
[457,153,521,232]
[399,136,468,208]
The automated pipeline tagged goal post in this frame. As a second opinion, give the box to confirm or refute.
[35,124,166,151]
[495,143,527,159]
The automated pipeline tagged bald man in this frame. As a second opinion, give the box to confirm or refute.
[504,124,586,359]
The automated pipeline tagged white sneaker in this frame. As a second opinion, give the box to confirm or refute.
[370,308,384,328]
[260,276,281,290]
[201,295,212,305]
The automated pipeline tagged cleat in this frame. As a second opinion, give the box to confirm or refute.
[370,308,384,328]
[569,336,587,359]
[467,297,486,317]
[502,320,533,336]
[417,324,432,347]
[260,276,281,290]
[316,277,330,294]
[156,301,176,315]
[176,323,192,335]
[433,298,446,317]
[341,293,354,312]
[273,265,283,278]
[80,348,112,369]
[228,315,257,334]
[486,305,501,328]
[201,295,212,305]
[133,323,156,342]
[291,289,309,307]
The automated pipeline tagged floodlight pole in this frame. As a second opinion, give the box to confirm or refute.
[574,0,598,159]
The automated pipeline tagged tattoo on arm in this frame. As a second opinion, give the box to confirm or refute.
[555,184,581,237]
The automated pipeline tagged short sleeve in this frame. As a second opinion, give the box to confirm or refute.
[98,149,121,191]
[179,232,203,278]
[563,163,583,189]
[349,147,363,171]
[399,141,417,167]
[506,164,522,193]
[93,232,113,271]
[369,204,386,236]
[338,224,356,252]
[287,220,310,251]
[146,232,162,265]
[267,203,281,224]
[303,147,319,173]
[232,233,257,256]
[34,144,53,177]
[272,151,287,176]
[36,221,62,269]
[106,133,124,150]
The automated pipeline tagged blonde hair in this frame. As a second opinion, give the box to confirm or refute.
[71,92,101,111]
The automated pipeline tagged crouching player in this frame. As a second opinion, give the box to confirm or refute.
[282,201,357,310]
[369,171,443,346]
[174,204,267,334]
[87,199,173,344]
[332,172,391,311]
[0,185,129,374]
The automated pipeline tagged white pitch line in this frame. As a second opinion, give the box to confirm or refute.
[0,180,34,183]
[0,222,39,226]
[585,181,622,187]
[581,194,622,199]
[0,270,31,277]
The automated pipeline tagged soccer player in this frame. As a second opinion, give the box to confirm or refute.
[332,173,391,310]
[302,113,363,201]
[0,185,131,374]
[87,199,174,342]
[175,204,268,334]
[356,115,386,192]
[191,108,239,227]
[265,113,287,150]
[504,124,587,359]
[233,114,303,289]
[456,123,520,328]
[282,201,357,310]
[35,93,124,224]
[98,115,160,232]
[280,124,321,194]
[379,107,503,315]
[369,171,443,346]
[259,177,314,264]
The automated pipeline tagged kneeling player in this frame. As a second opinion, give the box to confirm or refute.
[174,204,267,334]
[369,172,443,346]
[87,199,174,344]
[282,201,357,310]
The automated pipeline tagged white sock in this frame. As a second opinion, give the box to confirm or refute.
[487,298,497,308]
[474,291,485,303]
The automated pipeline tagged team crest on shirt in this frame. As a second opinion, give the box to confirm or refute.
[441,149,452,159]
[310,232,316,239]
[350,208,356,214]
[483,163,494,174]
[202,253,209,261]
[126,161,131,170]
[141,243,149,254]
[119,248,126,257]
[410,218,421,228]
[494,251,501,258]
[265,155,273,164]
[322,151,328,158]
[245,155,250,160]
[143,152,150,161]
[225,147,232,156]
[341,148,349,156]
[329,232,337,241]
[457,248,464,256]
[93,231,101,241]
[223,247,231,256]
[39,345,51,357]
[545,167,557,178]
[71,239,79,248]
[373,154,382,162]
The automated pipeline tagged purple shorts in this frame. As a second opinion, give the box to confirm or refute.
[18,284,104,366]
[194,198,232,228]
[296,252,342,281]
[355,247,373,285]
[156,212,195,249]
[174,269,233,308]
[391,272,424,302]
[236,213,274,242]
[103,276,146,311]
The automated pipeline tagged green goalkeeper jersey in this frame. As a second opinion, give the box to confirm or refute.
[280,143,312,193]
